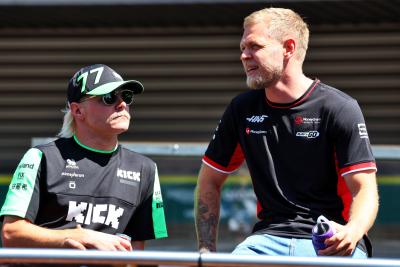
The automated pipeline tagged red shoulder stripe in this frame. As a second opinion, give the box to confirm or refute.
[202,144,244,173]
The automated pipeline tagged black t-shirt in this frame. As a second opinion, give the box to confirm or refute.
[0,137,167,241]
[203,80,376,238]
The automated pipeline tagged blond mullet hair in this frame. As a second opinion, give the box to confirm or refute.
[57,106,75,138]
[244,7,309,63]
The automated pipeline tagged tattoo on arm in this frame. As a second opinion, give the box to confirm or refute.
[196,194,219,252]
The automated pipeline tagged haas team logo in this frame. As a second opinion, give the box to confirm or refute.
[246,115,268,123]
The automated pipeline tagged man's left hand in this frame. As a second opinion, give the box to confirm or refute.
[317,221,360,256]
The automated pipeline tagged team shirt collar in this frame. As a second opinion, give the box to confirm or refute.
[265,79,320,109]
[73,135,118,154]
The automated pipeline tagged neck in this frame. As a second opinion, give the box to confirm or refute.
[265,73,314,104]
[74,131,118,152]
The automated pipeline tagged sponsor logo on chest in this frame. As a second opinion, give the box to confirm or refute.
[294,115,321,139]
[66,201,124,229]
[295,131,320,138]
[245,114,269,135]
[294,116,321,125]
[117,168,141,182]
[66,159,79,169]
[246,115,269,123]
[62,159,84,185]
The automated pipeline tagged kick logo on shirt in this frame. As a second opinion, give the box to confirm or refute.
[66,201,124,229]
[117,168,141,182]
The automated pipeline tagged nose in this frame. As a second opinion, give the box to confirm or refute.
[115,95,128,111]
[240,48,251,61]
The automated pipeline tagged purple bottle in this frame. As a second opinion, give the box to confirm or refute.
[312,215,336,253]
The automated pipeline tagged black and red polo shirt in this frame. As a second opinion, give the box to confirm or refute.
[203,79,376,238]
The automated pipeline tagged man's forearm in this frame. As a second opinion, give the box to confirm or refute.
[195,190,220,252]
[194,164,228,252]
[2,218,83,248]
[346,171,379,240]
[348,183,379,239]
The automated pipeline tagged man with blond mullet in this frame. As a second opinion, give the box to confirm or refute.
[1,64,167,253]
[195,8,378,257]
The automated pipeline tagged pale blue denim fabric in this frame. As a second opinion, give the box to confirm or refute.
[232,233,367,258]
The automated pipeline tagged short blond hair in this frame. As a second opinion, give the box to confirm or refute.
[244,7,309,63]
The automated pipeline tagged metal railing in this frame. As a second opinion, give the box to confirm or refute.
[1,249,400,267]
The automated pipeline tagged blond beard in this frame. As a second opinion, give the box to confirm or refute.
[246,67,282,89]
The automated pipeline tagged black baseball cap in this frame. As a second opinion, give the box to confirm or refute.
[67,64,144,103]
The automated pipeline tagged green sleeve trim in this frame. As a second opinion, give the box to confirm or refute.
[0,148,43,218]
[151,165,168,239]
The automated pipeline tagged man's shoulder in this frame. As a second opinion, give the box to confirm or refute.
[312,81,361,115]
[316,81,355,102]
[34,137,68,152]
[119,146,156,167]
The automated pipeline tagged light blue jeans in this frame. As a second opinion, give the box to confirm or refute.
[232,233,367,258]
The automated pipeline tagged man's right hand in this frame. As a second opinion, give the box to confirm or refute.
[68,224,133,251]
[63,237,86,250]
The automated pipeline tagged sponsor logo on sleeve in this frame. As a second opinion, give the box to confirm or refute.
[11,183,28,191]
[11,161,36,191]
[358,123,369,139]
[212,120,221,140]
[153,167,164,206]
[18,163,35,169]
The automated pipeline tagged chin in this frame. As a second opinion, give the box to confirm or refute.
[111,123,130,134]
[111,128,129,136]
[247,76,264,89]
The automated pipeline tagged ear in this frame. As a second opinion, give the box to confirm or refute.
[283,39,296,58]
[70,102,85,121]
